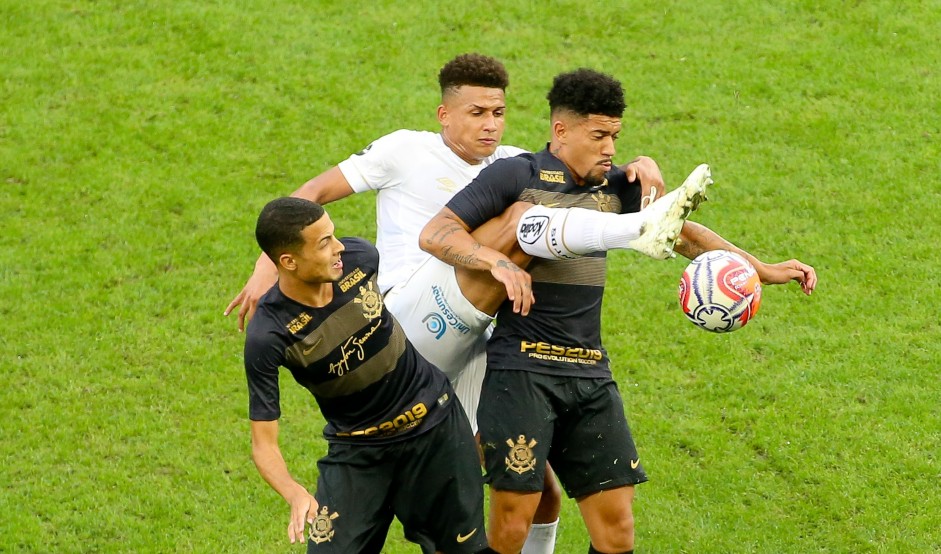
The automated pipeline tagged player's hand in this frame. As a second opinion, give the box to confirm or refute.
[757,259,817,296]
[224,268,278,332]
[287,490,318,544]
[623,156,666,210]
[490,259,535,316]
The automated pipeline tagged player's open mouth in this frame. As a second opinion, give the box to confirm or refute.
[333,259,343,270]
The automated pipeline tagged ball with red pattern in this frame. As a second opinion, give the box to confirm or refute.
[678,250,762,333]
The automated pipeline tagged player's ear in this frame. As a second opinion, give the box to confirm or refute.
[279,252,297,271]
[436,103,448,126]
[552,119,567,143]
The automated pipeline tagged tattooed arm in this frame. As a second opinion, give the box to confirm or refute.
[420,208,534,315]
[676,221,817,295]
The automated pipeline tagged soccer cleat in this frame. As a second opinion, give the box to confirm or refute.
[628,163,713,259]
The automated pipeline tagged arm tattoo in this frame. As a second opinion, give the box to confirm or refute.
[427,223,466,246]
[441,245,482,268]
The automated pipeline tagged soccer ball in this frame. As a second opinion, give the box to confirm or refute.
[678,250,762,332]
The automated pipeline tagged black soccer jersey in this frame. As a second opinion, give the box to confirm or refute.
[244,238,453,444]
[446,148,642,378]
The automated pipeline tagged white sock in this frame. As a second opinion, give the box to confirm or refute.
[516,205,644,259]
[521,519,559,554]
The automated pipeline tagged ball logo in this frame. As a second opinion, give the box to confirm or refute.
[679,250,762,333]
[422,313,446,339]
[517,215,548,245]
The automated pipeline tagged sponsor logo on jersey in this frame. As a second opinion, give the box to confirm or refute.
[429,285,471,336]
[308,506,339,544]
[505,435,538,474]
[519,340,603,364]
[422,313,447,339]
[339,267,367,292]
[286,312,312,334]
[539,169,565,184]
[335,402,428,438]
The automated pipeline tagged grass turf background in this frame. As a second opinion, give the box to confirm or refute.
[2,1,939,552]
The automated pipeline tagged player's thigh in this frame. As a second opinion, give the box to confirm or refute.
[548,378,648,499]
[477,370,556,493]
[309,443,396,553]
[451,333,487,433]
[384,258,492,381]
[392,402,488,553]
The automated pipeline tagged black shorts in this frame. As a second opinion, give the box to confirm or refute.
[309,400,487,554]
[477,370,648,498]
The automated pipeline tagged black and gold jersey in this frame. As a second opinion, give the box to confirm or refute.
[244,238,453,444]
[445,148,642,378]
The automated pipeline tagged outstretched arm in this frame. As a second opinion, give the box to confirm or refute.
[250,420,319,544]
[420,208,534,315]
[225,167,355,331]
[676,221,817,295]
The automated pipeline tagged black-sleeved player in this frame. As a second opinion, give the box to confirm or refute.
[420,69,817,554]
[244,197,498,554]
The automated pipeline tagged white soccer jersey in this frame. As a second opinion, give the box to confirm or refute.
[338,129,525,293]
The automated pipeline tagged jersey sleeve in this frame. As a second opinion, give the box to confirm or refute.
[244,324,285,421]
[445,156,532,229]
[337,129,412,193]
[339,237,380,272]
[612,168,643,214]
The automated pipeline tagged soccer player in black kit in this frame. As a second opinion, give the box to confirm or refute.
[243,197,500,554]
[420,69,817,554]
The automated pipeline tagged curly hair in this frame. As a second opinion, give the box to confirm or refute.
[547,68,625,118]
[438,53,509,96]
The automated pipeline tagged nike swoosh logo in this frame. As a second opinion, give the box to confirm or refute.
[630,459,640,469]
[302,337,323,356]
[456,528,478,543]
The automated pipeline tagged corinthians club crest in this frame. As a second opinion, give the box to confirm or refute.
[592,190,613,212]
[354,281,382,320]
[505,435,538,475]
[308,506,340,544]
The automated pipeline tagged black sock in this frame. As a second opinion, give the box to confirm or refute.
[588,545,633,554]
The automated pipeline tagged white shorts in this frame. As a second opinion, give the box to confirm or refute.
[384,257,493,433]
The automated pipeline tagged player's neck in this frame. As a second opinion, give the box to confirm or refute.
[548,142,586,186]
[440,132,483,165]
[279,279,335,308]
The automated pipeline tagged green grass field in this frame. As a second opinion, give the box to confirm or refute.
[2,1,939,552]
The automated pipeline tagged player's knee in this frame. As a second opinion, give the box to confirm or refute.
[489,514,531,551]
[593,508,635,551]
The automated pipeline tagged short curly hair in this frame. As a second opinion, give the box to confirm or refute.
[547,68,625,118]
[438,53,509,96]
